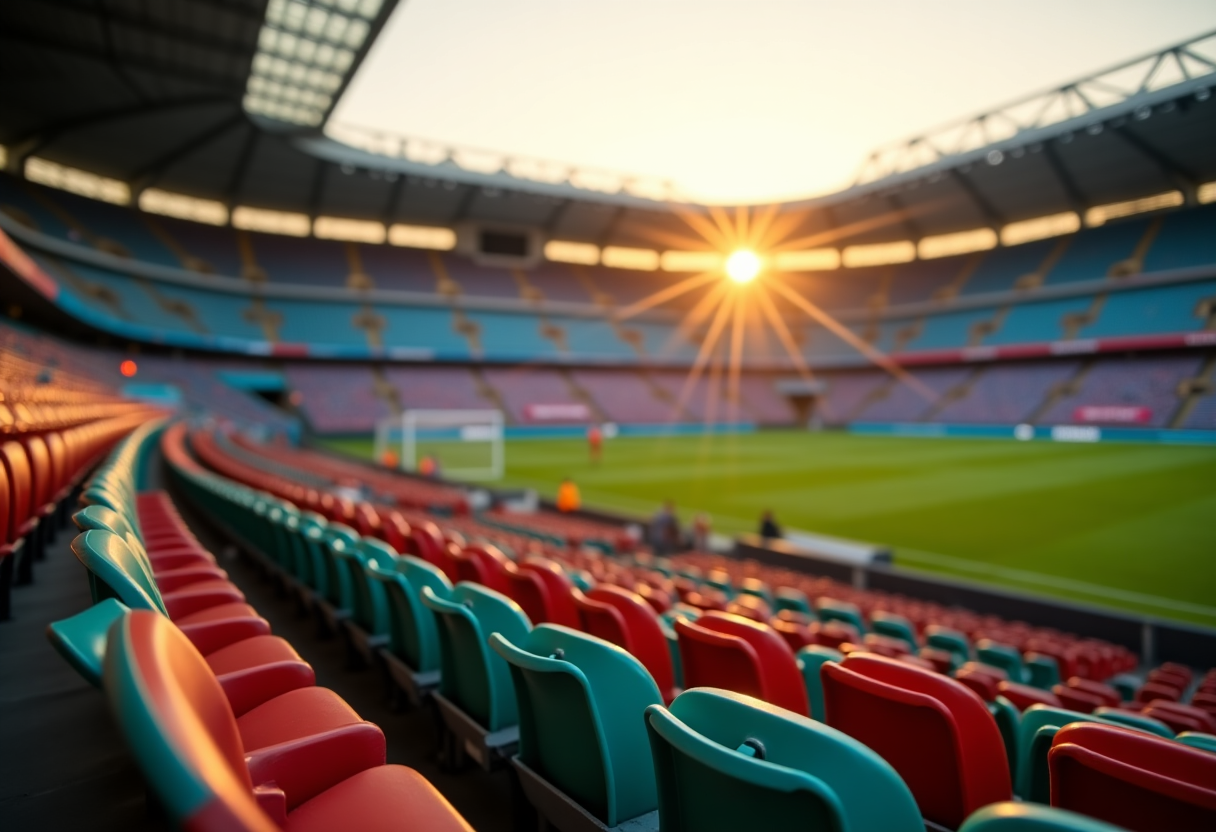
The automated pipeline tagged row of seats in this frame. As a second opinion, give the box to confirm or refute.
[49,420,476,831]
[1,404,160,618]
[170,424,1216,831]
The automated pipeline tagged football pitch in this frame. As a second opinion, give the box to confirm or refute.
[321,431,1216,627]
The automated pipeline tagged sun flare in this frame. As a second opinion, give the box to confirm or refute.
[725,249,762,284]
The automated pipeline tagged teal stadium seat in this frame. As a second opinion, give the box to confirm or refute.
[959,803,1132,831]
[644,688,924,832]
[491,624,662,831]
[421,582,531,769]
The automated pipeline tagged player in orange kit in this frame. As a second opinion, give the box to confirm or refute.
[587,423,602,464]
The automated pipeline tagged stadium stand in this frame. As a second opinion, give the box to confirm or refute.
[3,15,1216,830]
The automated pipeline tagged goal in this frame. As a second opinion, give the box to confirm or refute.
[374,409,504,480]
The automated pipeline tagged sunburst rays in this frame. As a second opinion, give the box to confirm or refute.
[608,203,937,425]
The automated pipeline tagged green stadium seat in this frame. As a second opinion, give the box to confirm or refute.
[336,537,397,664]
[797,644,843,721]
[1014,705,1126,802]
[490,624,662,830]
[1176,731,1216,753]
[369,555,452,706]
[925,626,971,665]
[1025,653,1062,689]
[978,640,1026,682]
[959,802,1133,831]
[870,612,918,651]
[815,597,866,634]
[644,688,923,832]
[773,586,812,614]
[1091,707,1174,739]
[421,582,530,770]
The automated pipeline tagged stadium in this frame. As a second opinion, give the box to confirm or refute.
[1,1,1215,829]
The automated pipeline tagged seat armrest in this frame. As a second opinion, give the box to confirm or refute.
[245,722,386,810]
[178,616,271,654]
[163,586,246,619]
[217,661,317,717]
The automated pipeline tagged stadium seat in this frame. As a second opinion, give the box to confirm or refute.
[1014,706,1133,802]
[797,644,843,721]
[421,582,530,769]
[369,555,451,705]
[490,624,662,830]
[773,586,812,614]
[675,611,809,716]
[1140,700,1216,734]
[821,652,1011,828]
[515,557,582,628]
[1091,707,1174,739]
[999,681,1063,712]
[958,802,1133,831]
[870,612,918,651]
[451,543,512,595]
[816,597,866,634]
[1049,722,1216,830]
[644,688,924,832]
[1024,653,1062,689]
[1176,731,1216,753]
[925,626,971,665]
[335,537,401,663]
[1,439,38,583]
[103,609,473,831]
[770,609,819,652]
[977,640,1026,682]
[572,584,677,703]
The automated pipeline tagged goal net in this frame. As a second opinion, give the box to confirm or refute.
[374,409,504,481]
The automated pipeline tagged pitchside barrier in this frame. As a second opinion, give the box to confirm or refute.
[850,422,1216,446]
[734,534,1216,669]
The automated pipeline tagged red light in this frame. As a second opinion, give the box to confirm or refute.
[120,359,138,377]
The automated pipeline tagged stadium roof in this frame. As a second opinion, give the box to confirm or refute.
[1,2,1213,253]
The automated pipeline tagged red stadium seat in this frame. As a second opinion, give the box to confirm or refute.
[998,681,1062,712]
[1065,678,1121,707]
[821,652,1011,829]
[675,611,808,716]
[451,544,511,595]
[515,557,581,628]
[1140,701,1216,735]
[573,584,677,703]
[1050,722,1216,831]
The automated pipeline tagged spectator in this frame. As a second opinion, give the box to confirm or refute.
[690,512,712,551]
[556,477,581,512]
[759,509,782,540]
[651,500,681,555]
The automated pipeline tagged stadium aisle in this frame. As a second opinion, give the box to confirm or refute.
[0,532,161,831]
[162,469,516,832]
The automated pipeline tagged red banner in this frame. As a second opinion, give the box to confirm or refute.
[523,403,590,422]
[1073,405,1152,424]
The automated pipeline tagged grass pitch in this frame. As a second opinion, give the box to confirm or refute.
[322,431,1216,627]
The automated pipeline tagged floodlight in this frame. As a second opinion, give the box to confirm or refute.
[725,250,762,284]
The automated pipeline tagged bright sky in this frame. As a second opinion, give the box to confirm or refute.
[331,0,1215,204]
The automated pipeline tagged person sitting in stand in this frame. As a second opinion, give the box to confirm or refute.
[651,499,681,555]
[759,509,782,540]
[556,476,581,512]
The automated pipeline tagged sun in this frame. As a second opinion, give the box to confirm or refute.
[724,249,762,284]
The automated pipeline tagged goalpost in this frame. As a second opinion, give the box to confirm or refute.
[374,409,504,480]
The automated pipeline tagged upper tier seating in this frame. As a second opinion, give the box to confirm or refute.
[5,172,1215,368]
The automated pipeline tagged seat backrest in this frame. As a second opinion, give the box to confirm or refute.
[491,624,661,826]
[0,459,10,550]
[1050,722,1216,830]
[1015,705,1117,801]
[453,544,511,595]
[586,585,675,701]
[870,612,917,650]
[0,440,32,537]
[691,612,809,716]
[503,564,551,626]
[422,582,529,731]
[822,652,1010,829]
[370,555,452,672]
[103,609,275,832]
[645,688,923,832]
[816,598,866,634]
[21,434,52,511]
[797,644,844,722]
[411,521,457,581]
[346,538,397,633]
[959,802,1136,831]
[1091,707,1174,739]
[519,558,582,628]
[71,529,168,615]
